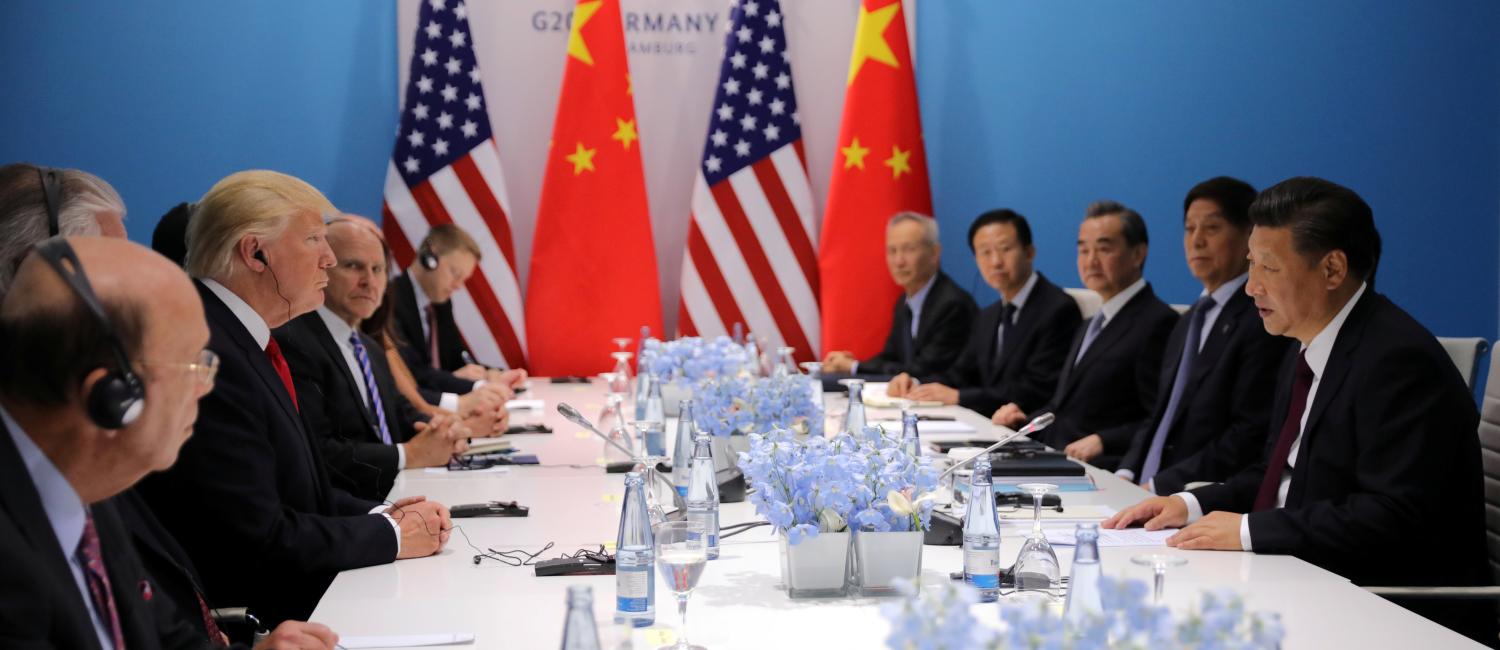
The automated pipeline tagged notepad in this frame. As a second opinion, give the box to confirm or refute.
[505,398,544,410]
[460,438,513,456]
[860,383,943,408]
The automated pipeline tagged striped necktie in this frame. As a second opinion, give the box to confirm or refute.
[349,331,393,445]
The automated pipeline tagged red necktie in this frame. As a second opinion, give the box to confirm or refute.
[194,589,228,647]
[77,512,126,650]
[426,304,441,369]
[264,338,299,412]
[1253,353,1315,511]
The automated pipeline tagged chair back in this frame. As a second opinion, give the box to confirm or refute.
[1064,288,1102,321]
[1480,348,1500,583]
[1441,337,1489,391]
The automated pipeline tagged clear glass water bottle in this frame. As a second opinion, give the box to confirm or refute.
[615,472,655,627]
[842,378,867,438]
[1063,523,1104,622]
[962,456,1001,602]
[685,433,720,560]
[900,410,921,459]
[561,585,602,650]
[643,373,665,429]
[743,338,761,377]
[731,322,744,345]
[671,399,697,497]
[633,370,653,421]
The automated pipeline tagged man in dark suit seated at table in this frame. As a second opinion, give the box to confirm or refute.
[993,201,1177,471]
[1104,177,1493,644]
[1116,177,1289,495]
[276,217,474,501]
[392,224,522,409]
[139,171,452,627]
[887,209,1081,416]
[821,211,977,381]
[0,236,336,649]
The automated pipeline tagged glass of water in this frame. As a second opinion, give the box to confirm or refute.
[655,520,708,650]
[1007,482,1060,603]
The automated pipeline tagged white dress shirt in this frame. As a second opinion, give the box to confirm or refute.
[2,405,114,649]
[1177,282,1368,550]
[316,307,407,469]
[200,279,402,549]
[1096,276,1148,327]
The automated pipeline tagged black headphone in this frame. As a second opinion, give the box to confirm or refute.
[38,166,62,237]
[417,236,439,271]
[33,239,147,428]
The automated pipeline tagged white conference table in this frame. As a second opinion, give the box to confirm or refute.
[311,379,1482,649]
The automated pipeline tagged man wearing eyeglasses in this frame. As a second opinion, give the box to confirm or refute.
[0,236,336,649]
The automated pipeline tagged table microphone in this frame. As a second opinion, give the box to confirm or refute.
[937,412,1056,483]
[557,402,687,517]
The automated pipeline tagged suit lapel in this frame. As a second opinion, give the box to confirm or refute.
[393,274,425,354]
[1189,290,1249,388]
[0,421,106,647]
[92,501,157,650]
[1288,292,1374,500]
[974,304,1004,384]
[1069,285,1155,382]
[1052,318,1089,405]
[307,317,379,435]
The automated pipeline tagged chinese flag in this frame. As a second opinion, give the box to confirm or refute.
[526,0,663,376]
[818,0,932,359]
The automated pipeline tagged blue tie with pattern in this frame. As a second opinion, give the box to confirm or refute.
[1138,295,1215,484]
[349,331,393,445]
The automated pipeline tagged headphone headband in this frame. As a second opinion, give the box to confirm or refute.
[38,167,62,237]
[31,238,145,428]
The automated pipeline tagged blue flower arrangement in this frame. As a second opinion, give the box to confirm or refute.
[737,424,938,545]
[881,576,1285,649]
[639,336,749,384]
[694,374,823,438]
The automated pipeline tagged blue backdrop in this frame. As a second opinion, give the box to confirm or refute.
[1,0,1496,344]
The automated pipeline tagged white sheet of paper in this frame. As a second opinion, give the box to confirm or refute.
[337,633,475,648]
[505,398,544,410]
[1045,527,1177,547]
[860,382,943,408]
[869,419,977,434]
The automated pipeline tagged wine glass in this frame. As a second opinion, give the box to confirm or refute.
[610,352,633,391]
[613,337,633,353]
[655,520,708,650]
[1008,482,1060,602]
[773,346,797,376]
[1131,553,1188,606]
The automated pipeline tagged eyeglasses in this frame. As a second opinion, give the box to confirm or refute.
[138,349,219,394]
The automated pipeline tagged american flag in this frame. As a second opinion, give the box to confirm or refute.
[677,0,819,361]
[383,0,526,369]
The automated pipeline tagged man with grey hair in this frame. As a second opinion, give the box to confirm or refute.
[993,200,1177,471]
[823,211,977,380]
[0,163,126,296]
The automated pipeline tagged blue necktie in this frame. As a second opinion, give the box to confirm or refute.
[1073,312,1106,366]
[1139,295,1215,484]
[993,303,1017,365]
[349,331,393,445]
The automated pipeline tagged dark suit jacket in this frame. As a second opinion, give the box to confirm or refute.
[857,271,978,377]
[931,273,1082,417]
[1190,290,1493,642]
[1034,283,1177,470]
[276,311,428,501]
[1117,287,1290,494]
[391,273,476,402]
[0,420,204,650]
[111,488,221,644]
[140,281,398,626]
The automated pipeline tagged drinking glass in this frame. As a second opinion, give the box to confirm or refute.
[1008,483,1060,602]
[610,352,633,392]
[613,337,634,353]
[654,521,708,650]
[1131,553,1188,606]
[773,346,797,376]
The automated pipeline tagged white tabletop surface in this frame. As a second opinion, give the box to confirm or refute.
[311,379,1483,649]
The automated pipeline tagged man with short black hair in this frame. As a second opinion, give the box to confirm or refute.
[1104,177,1491,644]
[993,201,1177,470]
[823,211,976,379]
[888,209,1081,415]
[1116,177,1289,494]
